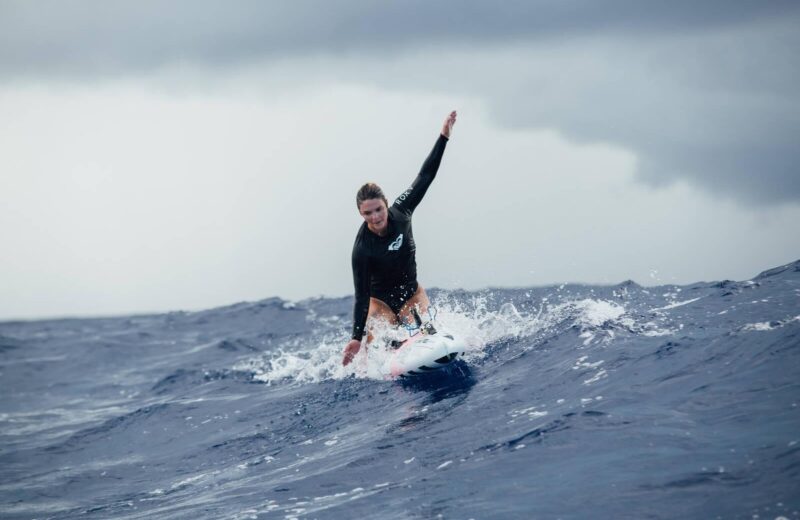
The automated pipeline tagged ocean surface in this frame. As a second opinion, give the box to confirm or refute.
[1,260,799,519]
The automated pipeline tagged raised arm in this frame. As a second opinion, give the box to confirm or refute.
[393,111,457,216]
[441,110,457,139]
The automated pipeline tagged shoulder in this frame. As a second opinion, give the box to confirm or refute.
[389,204,410,222]
[392,188,415,216]
[393,186,414,207]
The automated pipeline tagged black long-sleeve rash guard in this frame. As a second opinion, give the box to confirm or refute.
[350,133,449,340]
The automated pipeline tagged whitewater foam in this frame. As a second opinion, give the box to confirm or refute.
[235,295,643,385]
[651,297,703,312]
[739,315,800,332]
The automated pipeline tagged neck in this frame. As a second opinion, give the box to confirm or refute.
[368,223,388,237]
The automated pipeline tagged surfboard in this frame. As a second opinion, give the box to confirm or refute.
[379,325,466,378]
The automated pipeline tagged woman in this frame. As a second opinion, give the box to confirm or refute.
[342,110,457,366]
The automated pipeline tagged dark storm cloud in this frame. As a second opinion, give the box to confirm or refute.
[1,0,795,77]
[1,0,798,205]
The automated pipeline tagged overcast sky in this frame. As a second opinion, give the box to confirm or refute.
[1,1,798,320]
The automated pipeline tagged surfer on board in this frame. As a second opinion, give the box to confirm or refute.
[342,110,457,366]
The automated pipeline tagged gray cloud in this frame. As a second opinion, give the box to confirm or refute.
[1,0,796,78]
[1,0,798,205]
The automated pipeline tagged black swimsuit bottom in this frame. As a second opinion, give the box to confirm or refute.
[371,280,419,314]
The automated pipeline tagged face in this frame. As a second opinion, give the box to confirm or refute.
[358,198,388,235]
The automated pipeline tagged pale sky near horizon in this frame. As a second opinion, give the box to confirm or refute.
[1,1,799,320]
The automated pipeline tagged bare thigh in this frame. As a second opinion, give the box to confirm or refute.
[397,285,430,325]
[366,297,399,343]
[366,286,430,342]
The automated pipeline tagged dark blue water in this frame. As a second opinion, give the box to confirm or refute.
[2,261,799,519]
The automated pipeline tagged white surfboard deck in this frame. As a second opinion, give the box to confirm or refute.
[375,327,466,379]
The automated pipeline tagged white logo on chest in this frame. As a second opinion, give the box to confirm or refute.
[388,234,404,251]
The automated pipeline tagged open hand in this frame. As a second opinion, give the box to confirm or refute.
[441,110,457,138]
[342,339,362,366]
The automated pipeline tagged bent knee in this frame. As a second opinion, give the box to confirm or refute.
[398,287,430,322]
